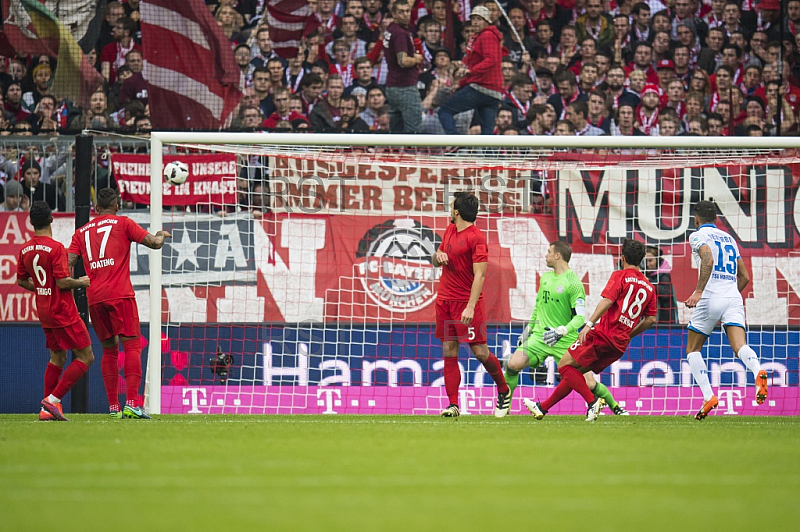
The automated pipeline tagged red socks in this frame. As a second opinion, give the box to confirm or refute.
[481,355,509,394]
[121,337,143,407]
[443,356,460,405]
[44,362,62,398]
[559,365,596,404]
[51,360,89,400]
[101,346,120,409]
[540,366,596,411]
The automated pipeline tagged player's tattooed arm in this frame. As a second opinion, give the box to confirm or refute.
[685,244,713,308]
[735,258,750,293]
[68,253,79,272]
[16,278,35,292]
[56,276,91,290]
[143,230,173,250]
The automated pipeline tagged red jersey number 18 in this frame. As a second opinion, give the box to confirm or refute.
[621,285,648,320]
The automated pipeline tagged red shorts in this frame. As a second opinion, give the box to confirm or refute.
[568,332,625,374]
[435,299,487,344]
[43,320,91,351]
[89,298,141,341]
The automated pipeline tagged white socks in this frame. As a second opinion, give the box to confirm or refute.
[737,345,762,376]
[47,394,60,404]
[687,351,714,401]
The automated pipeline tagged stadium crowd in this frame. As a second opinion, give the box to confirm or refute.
[1,0,800,138]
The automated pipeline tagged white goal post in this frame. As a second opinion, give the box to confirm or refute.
[145,133,800,416]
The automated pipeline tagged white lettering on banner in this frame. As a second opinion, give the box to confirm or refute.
[559,168,628,240]
[458,389,477,415]
[718,389,743,415]
[498,218,550,321]
[0,214,28,245]
[0,255,16,284]
[253,218,324,322]
[746,257,787,325]
[262,342,309,385]
[319,360,351,386]
[165,287,207,322]
[639,361,674,386]
[637,168,692,240]
[362,360,423,386]
[608,360,634,387]
[317,388,341,414]
[217,286,265,322]
[214,223,247,268]
[182,387,207,413]
[0,292,36,321]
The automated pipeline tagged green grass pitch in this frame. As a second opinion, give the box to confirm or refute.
[1,414,798,532]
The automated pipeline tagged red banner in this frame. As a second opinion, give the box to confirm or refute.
[111,153,238,207]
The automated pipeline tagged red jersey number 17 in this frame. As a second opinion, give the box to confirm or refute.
[84,225,113,261]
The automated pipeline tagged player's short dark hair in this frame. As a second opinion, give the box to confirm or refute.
[29,201,52,230]
[550,241,572,262]
[694,200,717,223]
[97,188,119,211]
[621,239,646,268]
[453,192,479,223]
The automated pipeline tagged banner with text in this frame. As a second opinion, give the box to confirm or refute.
[111,153,238,206]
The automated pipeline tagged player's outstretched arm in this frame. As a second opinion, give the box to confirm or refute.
[685,244,713,308]
[55,275,90,290]
[16,278,34,292]
[629,314,656,339]
[142,230,172,250]
[736,258,750,293]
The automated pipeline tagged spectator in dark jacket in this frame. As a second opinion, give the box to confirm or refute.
[645,245,678,323]
[438,6,505,135]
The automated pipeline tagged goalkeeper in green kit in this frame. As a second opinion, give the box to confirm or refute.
[498,241,628,417]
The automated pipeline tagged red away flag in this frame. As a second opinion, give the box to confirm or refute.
[267,0,321,60]
[140,0,243,130]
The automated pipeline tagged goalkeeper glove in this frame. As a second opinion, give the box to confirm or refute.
[542,326,569,347]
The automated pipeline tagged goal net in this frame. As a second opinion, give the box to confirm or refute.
[141,133,800,417]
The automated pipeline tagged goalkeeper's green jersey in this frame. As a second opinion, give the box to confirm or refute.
[528,269,587,354]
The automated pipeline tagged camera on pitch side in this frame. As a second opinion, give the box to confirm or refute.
[209,347,234,384]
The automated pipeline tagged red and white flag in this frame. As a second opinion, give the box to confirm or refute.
[267,0,321,59]
[140,0,243,130]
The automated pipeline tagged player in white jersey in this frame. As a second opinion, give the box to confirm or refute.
[684,200,768,420]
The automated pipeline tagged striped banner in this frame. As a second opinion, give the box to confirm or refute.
[140,0,243,130]
[267,0,320,59]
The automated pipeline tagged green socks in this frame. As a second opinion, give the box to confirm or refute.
[592,381,618,410]
[505,368,519,398]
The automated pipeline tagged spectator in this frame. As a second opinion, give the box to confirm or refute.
[384,0,424,134]
[250,27,278,68]
[628,42,659,84]
[578,61,599,93]
[554,119,575,135]
[309,74,345,132]
[438,6,505,135]
[120,50,148,106]
[644,245,678,323]
[533,68,555,100]
[588,89,612,132]
[746,124,763,136]
[687,116,709,135]
[665,78,687,119]
[345,57,379,97]
[250,182,270,219]
[284,45,310,95]
[263,87,305,129]
[557,25,579,67]
[216,5,244,43]
[628,69,648,96]
[566,100,604,135]
[326,14,368,59]
[636,84,661,135]
[576,0,614,49]
[603,65,640,109]
[721,2,748,41]
[651,31,672,65]
[21,64,54,112]
[362,0,385,43]
[20,160,63,211]
[234,44,255,89]
[4,82,29,124]
[100,17,140,85]
[361,86,387,129]
[659,115,680,135]
[611,103,646,135]
[97,2,126,54]
[133,115,151,135]
[527,103,556,134]
[668,0,709,43]
[0,179,25,212]
[707,112,724,135]
[338,94,370,133]
[28,95,60,135]
[547,70,587,119]
[252,66,275,117]
[764,81,797,134]
[502,6,537,71]
[504,74,534,131]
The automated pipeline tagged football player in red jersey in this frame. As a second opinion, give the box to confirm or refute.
[68,188,171,419]
[17,201,94,421]
[433,192,510,418]
[525,239,657,421]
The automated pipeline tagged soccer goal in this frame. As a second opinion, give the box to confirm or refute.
[142,133,800,416]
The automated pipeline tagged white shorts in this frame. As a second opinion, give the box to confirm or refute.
[687,297,746,337]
